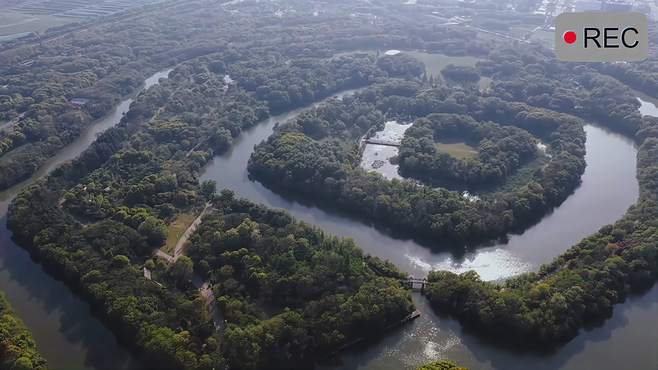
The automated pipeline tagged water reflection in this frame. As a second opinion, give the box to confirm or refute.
[419,124,638,280]
[0,68,171,370]
[637,97,658,117]
[331,286,658,370]
[360,120,411,180]
[200,86,645,369]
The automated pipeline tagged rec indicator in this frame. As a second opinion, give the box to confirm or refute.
[555,12,648,62]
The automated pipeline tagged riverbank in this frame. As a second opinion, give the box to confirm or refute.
[200,89,642,369]
[0,69,170,370]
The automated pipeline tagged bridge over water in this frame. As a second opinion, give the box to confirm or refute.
[400,277,429,292]
[364,138,401,147]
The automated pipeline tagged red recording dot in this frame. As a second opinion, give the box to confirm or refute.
[563,31,577,44]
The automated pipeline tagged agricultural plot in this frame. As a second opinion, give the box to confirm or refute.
[9,0,164,19]
[0,10,70,36]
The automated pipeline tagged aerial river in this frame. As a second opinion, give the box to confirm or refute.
[0,69,170,370]
[0,71,653,369]
[200,89,657,369]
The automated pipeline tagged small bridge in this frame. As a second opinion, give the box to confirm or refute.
[400,277,429,292]
[364,138,401,147]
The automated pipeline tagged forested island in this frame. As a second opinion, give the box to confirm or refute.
[2,0,658,369]
[398,113,538,188]
[249,79,586,243]
[420,46,658,345]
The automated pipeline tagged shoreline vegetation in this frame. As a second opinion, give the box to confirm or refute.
[0,292,47,370]
[248,79,586,244]
[423,47,658,345]
[7,7,432,365]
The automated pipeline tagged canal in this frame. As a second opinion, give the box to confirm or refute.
[0,69,170,370]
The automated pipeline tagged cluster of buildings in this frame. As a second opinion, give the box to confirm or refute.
[535,0,656,19]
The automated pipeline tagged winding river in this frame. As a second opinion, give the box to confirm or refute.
[0,71,653,369]
[200,90,655,369]
[0,69,170,370]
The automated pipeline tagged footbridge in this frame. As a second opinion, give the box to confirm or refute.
[364,138,401,147]
[400,277,429,292]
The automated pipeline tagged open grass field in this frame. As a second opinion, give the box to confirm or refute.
[0,10,71,36]
[405,51,481,77]
[436,141,478,160]
[332,49,492,89]
[404,51,492,89]
[163,212,197,254]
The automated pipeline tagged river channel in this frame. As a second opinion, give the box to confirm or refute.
[0,70,652,369]
[0,69,170,370]
[200,89,654,369]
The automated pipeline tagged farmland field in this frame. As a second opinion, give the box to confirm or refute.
[0,10,71,36]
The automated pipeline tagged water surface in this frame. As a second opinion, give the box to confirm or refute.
[637,96,658,117]
[200,88,646,369]
[360,120,411,180]
[204,120,638,280]
[332,286,658,370]
[0,69,170,370]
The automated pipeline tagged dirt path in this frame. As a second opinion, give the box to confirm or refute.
[154,249,173,262]
[172,202,211,261]
[155,202,211,262]
[194,279,224,330]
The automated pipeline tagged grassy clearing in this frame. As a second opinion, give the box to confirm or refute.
[436,141,478,160]
[404,51,481,77]
[404,51,489,89]
[163,213,196,254]
[331,49,490,89]
[0,11,72,36]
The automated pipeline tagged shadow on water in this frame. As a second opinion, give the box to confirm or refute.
[200,85,649,369]
[325,285,658,370]
[0,69,171,370]
[204,99,639,280]
[244,173,469,251]
[0,221,137,369]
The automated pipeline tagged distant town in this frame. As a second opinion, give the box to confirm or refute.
[534,0,656,19]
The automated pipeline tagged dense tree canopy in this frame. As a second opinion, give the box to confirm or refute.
[249,78,586,243]
[5,0,658,366]
[6,12,422,368]
[0,0,489,191]
[187,195,412,369]
[421,45,658,346]
[398,113,538,187]
[441,64,480,84]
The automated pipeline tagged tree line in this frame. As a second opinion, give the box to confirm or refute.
[0,292,47,370]
[187,192,412,369]
[398,113,538,188]
[421,45,658,346]
[7,25,418,370]
[0,0,492,192]
[249,78,586,244]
